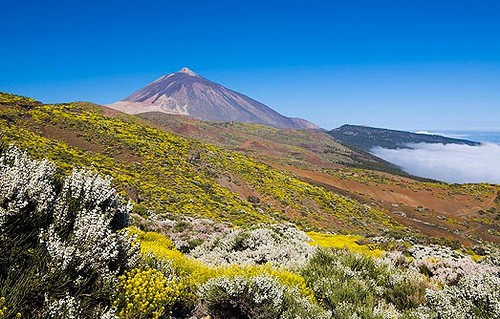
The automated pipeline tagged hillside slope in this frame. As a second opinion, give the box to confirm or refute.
[1,92,498,245]
[0,92,398,236]
[329,124,480,151]
[133,112,500,245]
[135,112,402,174]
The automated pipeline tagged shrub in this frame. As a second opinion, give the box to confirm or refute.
[0,146,138,318]
[409,244,495,286]
[197,275,329,319]
[129,226,320,317]
[127,227,215,311]
[132,214,231,253]
[301,248,427,319]
[190,223,314,268]
[216,264,315,301]
[307,231,384,257]
[114,267,181,319]
[425,272,500,319]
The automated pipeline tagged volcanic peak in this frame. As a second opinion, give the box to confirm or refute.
[178,67,198,77]
[107,68,318,129]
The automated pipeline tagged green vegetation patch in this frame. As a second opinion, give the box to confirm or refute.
[0,92,41,108]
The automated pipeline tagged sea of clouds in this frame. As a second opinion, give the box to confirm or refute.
[371,142,500,184]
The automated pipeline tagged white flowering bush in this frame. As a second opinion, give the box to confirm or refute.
[0,147,60,317]
[0,146,137,318]
[133,213,231,252]
[301,248,427,319]
[407,244,491,286]
[376,243,500,319]
[45,293,83,319]
[190,223,314,268]
[40,168,137,282]
[425,271,500,319]
[45,292,118,319]
[0,146,57,238]
[380,243,500,319]
[198,274,330,319]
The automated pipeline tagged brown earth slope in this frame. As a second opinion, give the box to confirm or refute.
[275,165,499,245]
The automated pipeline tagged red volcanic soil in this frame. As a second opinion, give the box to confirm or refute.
[32,121,103,154]
[272,164,499,245]
[101,105,124,117]
[238,140,269,150]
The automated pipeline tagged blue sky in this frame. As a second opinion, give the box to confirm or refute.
[1,0,499,130]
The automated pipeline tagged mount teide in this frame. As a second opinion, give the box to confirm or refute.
[107,68,318,129]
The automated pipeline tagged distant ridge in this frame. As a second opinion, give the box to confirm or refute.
[107,68,318,129]
[329,124,480,151]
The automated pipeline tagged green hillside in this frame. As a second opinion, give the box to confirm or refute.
[329,124,480,151]
[137,112,404,174]
[0,92,401,235]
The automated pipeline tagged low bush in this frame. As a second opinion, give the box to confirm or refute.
[197,274,329,319]
[190,223,314,268]
[307,231,385,257]
[114,267,181,319]
[129,226,317,315]
[408,244,498,286]
[425,272,500,319]
[301,248,427,319]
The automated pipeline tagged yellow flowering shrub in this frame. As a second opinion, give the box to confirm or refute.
[114,267,180,319]
[128,227,316,306]
[128,227,176,250]
[0,298,6,319]
[127,227,215,306]
[0,297,21,319]
[307,231,384,257]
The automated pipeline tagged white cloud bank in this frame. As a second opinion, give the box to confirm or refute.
[371,143,500,184]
